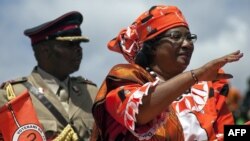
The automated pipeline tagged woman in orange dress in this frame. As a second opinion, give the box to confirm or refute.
[92,5,243,141]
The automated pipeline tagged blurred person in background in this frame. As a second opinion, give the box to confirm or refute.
[239,77,250,124]
[226,83,242,124]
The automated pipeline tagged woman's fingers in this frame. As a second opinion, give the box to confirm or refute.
[226,53,243,62]
[222,50,243,63]
[213,50,243,68]
[197,50,243,81]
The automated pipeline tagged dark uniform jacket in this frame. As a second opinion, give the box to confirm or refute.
[0,67,98,140]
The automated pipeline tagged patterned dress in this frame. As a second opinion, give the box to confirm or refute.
[92,64,234,141]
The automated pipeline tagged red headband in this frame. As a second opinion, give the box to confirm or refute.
[108,5,189,63]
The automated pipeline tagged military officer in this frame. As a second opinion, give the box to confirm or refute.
[0,11,98,141]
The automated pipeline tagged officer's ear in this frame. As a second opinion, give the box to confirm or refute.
[33,41,52,59]
[42,45,52,57]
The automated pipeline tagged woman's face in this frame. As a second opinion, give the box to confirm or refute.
[151,26,196,77]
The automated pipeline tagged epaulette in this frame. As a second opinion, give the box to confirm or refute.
[71,76,97,87]
[0,77,28,88]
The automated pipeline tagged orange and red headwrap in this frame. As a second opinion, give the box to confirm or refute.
[108,5,189,63]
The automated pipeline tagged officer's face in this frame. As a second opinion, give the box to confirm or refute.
[49,41,83,78]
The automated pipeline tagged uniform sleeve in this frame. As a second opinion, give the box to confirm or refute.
[0,90,6,140]
[105,80,168,139]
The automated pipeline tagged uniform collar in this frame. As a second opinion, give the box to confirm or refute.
[36,67,69,94]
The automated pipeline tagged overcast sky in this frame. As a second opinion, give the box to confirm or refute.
[0,0,249,96]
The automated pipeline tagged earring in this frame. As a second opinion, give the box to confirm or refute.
[146,67,157,78]
[146,67,164,82]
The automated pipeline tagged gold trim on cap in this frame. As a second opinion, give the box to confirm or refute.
[56,36,89,41]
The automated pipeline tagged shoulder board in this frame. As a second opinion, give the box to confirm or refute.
[71,76,97,87]
[0,77,28,88]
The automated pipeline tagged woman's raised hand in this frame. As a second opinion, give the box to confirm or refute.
[194,50,243,81]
